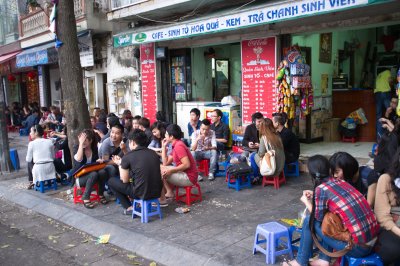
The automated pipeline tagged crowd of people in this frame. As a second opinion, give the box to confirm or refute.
[17,102,400,264]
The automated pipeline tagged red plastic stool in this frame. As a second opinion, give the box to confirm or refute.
[262,172,286,189]
[342,136,356,143]
[175,183,202,206]
[197,159,209,176]
[73,183,101,204]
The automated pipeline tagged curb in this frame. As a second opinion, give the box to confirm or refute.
[0,183,227,266]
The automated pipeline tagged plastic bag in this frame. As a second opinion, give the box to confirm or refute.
[221,95,238,106]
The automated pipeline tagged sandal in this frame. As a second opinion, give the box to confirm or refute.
[27,182,34,190]
[83,201,94,209]
[99,196,108,205]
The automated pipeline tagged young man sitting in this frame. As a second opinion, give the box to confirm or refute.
[191,119,218,181]
[138,117,152,146]
[272,113,300,164]
[188,108,202,139]
[210,109,230,151]
[109,129,163,214]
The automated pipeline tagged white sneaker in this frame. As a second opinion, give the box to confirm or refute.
[197,175,203,182]
[208,173,215,181]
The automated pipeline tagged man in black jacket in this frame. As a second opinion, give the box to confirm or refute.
[242,112,263,151]
[272,113,300,164]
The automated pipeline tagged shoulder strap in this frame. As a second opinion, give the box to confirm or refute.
[262,136,270,151]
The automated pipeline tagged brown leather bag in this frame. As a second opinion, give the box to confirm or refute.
[74,162,107,178]
[311,212,353,257]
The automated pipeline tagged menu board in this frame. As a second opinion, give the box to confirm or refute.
[241,37,276,125]
[140,43,157,123]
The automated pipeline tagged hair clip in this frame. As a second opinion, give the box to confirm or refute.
[395,178,400,189]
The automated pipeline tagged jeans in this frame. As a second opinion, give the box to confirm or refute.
[78,171,107,200]
[28,162,34,182]
[98,165,119,181]
[375,92,391,140]
[250,152,259,178]
[108,177,134,209]
[191,150,218,173]
[296,215,373,266]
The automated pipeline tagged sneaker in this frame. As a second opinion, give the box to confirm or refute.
[197,175,203,182]
[159,202,169,208]
[208,173,215,181]
[123,209,133,215]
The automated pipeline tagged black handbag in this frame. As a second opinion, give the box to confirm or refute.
[227,162,252,176]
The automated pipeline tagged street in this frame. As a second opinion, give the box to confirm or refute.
[0,198,158,266]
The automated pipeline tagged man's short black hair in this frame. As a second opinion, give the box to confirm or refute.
[111,123,124,134]
[108,116,120,127]
[190,108,200,117]
[133,115,142,121]
[273,115,285,126]
[252,112,263,122]
[128,129,148,147]
[213,109,223,119]
[98,113,107,123]
[201,119,211,126]
[138,117,150,129]
[107,113,117,118]
[166,124,183,139]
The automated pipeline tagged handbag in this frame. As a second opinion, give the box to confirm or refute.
[259,136,276,176]
[311,212,353,257]
[73,162,107,178]
[227,162,253,176]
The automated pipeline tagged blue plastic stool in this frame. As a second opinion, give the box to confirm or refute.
[340,253,383,266]
[116,198,121,205]
[132,198,162,223]
[19,128,29,136]
[253,222,293,264]
[227,173,252,191]
[215,155,231,177]
[284,161,300,177]
[9,148,20,170]
[34,179,57,193]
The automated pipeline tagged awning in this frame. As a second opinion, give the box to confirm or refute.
[0,51,20,64]
[16,42,58,68]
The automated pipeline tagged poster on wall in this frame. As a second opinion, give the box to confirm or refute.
[140,42,157,123]
[241,37,276,125]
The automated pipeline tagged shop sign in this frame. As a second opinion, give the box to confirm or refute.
[241,37,276,125]
[79,33,94,67]
[114,0,368,46]
[140,42,157,123]
[16,50,49,67]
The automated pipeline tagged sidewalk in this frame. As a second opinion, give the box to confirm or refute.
[1,133,366,265]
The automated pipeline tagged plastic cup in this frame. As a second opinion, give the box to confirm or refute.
[298,210,306,228]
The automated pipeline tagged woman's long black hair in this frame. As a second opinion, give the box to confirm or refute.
[307,155,331,232]
[386,147,400,205]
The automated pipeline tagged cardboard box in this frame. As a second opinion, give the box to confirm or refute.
[322,118,341,142]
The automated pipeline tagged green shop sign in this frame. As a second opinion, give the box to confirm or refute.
[114,34,132,47]
[134,33,147,43]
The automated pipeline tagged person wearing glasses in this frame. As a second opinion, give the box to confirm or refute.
[210,109,230,152]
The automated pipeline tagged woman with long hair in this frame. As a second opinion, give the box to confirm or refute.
[72,129,108,208]
[374,148,400,264]
[254,118,285,177]
[283,155,379,266]
[26,125,56,189]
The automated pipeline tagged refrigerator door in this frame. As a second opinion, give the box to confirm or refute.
[176,102,214,139]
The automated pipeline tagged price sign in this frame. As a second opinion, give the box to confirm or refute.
[140,43,157,123]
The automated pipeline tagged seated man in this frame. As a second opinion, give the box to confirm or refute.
[109,129,163,215]
[159,124,198,203]
[210,109,230,151]
[191,119,218,181]
[384,96,398,124]
[243,112,263,151]
[188,108,202,139]
[272,113,300,164]
[22,108,40,130]
[138,117,152,146]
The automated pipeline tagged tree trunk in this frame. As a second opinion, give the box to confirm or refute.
[0,83,13,174]
[57,0,90,160]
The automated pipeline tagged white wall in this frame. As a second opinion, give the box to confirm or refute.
[49,67,61,107]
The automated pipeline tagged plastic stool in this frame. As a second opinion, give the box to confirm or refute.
[197,159,209,176]
[35,179,57,193]
[175,183,202,206]
[9,148,20,170]
[342,136,356,143]
[253,221,293,264]
[227,173,252,191]
[284,161,299,177]
[19,128,29,136]
[73,183,101,204]
[216,155,231,177]
[132,198,162,223]
[340,253,383,266]
[262,172,286,189]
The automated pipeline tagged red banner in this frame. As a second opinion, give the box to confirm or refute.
[241,37,276,125]
[140,43,157,123]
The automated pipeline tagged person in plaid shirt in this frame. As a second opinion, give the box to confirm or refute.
[191,119,218,181]
[283,155,379,266]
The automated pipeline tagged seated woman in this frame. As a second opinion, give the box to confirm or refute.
[148,122,172,161]
[374,148,400,264]
[159,124,198,206]
[253,118,285,181]
[26,125,56,189]
[329,152,368,196]
[72,129,108,208]
[283,155,379,266]
[50,127,72,180]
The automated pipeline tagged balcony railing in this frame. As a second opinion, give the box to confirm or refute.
[20,0,85,38]
[111,0,148,10]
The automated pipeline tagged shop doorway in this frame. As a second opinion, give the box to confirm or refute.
[213,58,230,101]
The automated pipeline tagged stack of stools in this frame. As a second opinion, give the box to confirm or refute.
[262,172,286,189]
[284,161,299,177]
[340,253,383,266]
[73,183,101,204]
[132,198,162,223]
[175,183,202,206]
[9,148,20,170]
[197,159,209,176]
[253,221,293,264]
[227,172,252,191]
[35,179,58,193]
